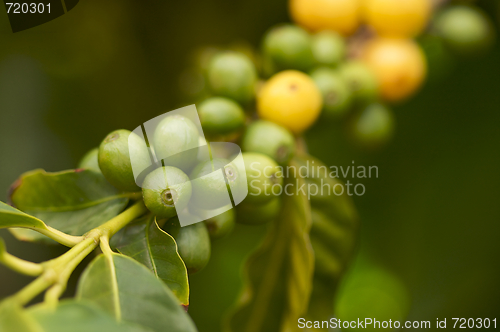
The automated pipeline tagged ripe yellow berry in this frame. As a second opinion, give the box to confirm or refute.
[257,70,323,134]
[363,38,427,102]
[364,0,432,37]
[289,0,361,35]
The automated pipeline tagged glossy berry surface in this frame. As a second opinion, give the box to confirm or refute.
[197,97,245,138]
[241,120,295,165]
[435,5,495,56]
[201,206,235,239]
[142,166,192,218]
[311,31,346,67]
[207,51,258,103]
[164,220,211,274]
[262,24,315,72]
[350,103,395,149]
[363,38,427,102]
[190,158,243,210]
[289,0,361,35]
[339,61,379,105]
[258,70,323,134]
[98,129,150,192]
[310,67,352,117]
[153,115,200,171]
[242,152,283,205]
[364,0,431,37]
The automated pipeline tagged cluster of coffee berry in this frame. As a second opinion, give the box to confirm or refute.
[77,0,496,274]
[181,0,495,149]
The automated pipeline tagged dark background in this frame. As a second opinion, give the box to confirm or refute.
[0,0,499,331]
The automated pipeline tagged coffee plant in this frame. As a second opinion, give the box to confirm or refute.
[0,0,495,331]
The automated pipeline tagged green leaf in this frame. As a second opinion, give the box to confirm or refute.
[0,300,42,332]
[307,209,358,328]
[28,300,144,332]
[225,159,314,332]
[295,154,359,328]
[111,215,190,307]
[77,253,198,332]
[8,169,129,244]
[0,201,48,231]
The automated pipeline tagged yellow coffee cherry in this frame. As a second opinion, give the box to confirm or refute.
[363,0,431,37]
[363,38,427,102]
[257,70,323,134]
[289,0,361,35]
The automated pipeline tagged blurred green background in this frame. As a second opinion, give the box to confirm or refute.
[0,0,499,331]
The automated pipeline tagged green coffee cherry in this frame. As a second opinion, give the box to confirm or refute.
[243,152,283,205]
[195,136,209,164]
[197,97,245,138]
[435,5,495,56]
[142,166,192,218]
[310,67,352,118]
[207,51,258,104]
[78,148,100,172]
[153,115,200,171]
[198,206,235,239]
[311,31,346,67]
[241,120,295,165]
[236,197,281,225]
[228,42,260,70]
[164,220,211,274]
[98,129,150,192]
[190,158,243,210]
[262,24,314,72]
[339,61,379,105]
[350,103,394,149]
